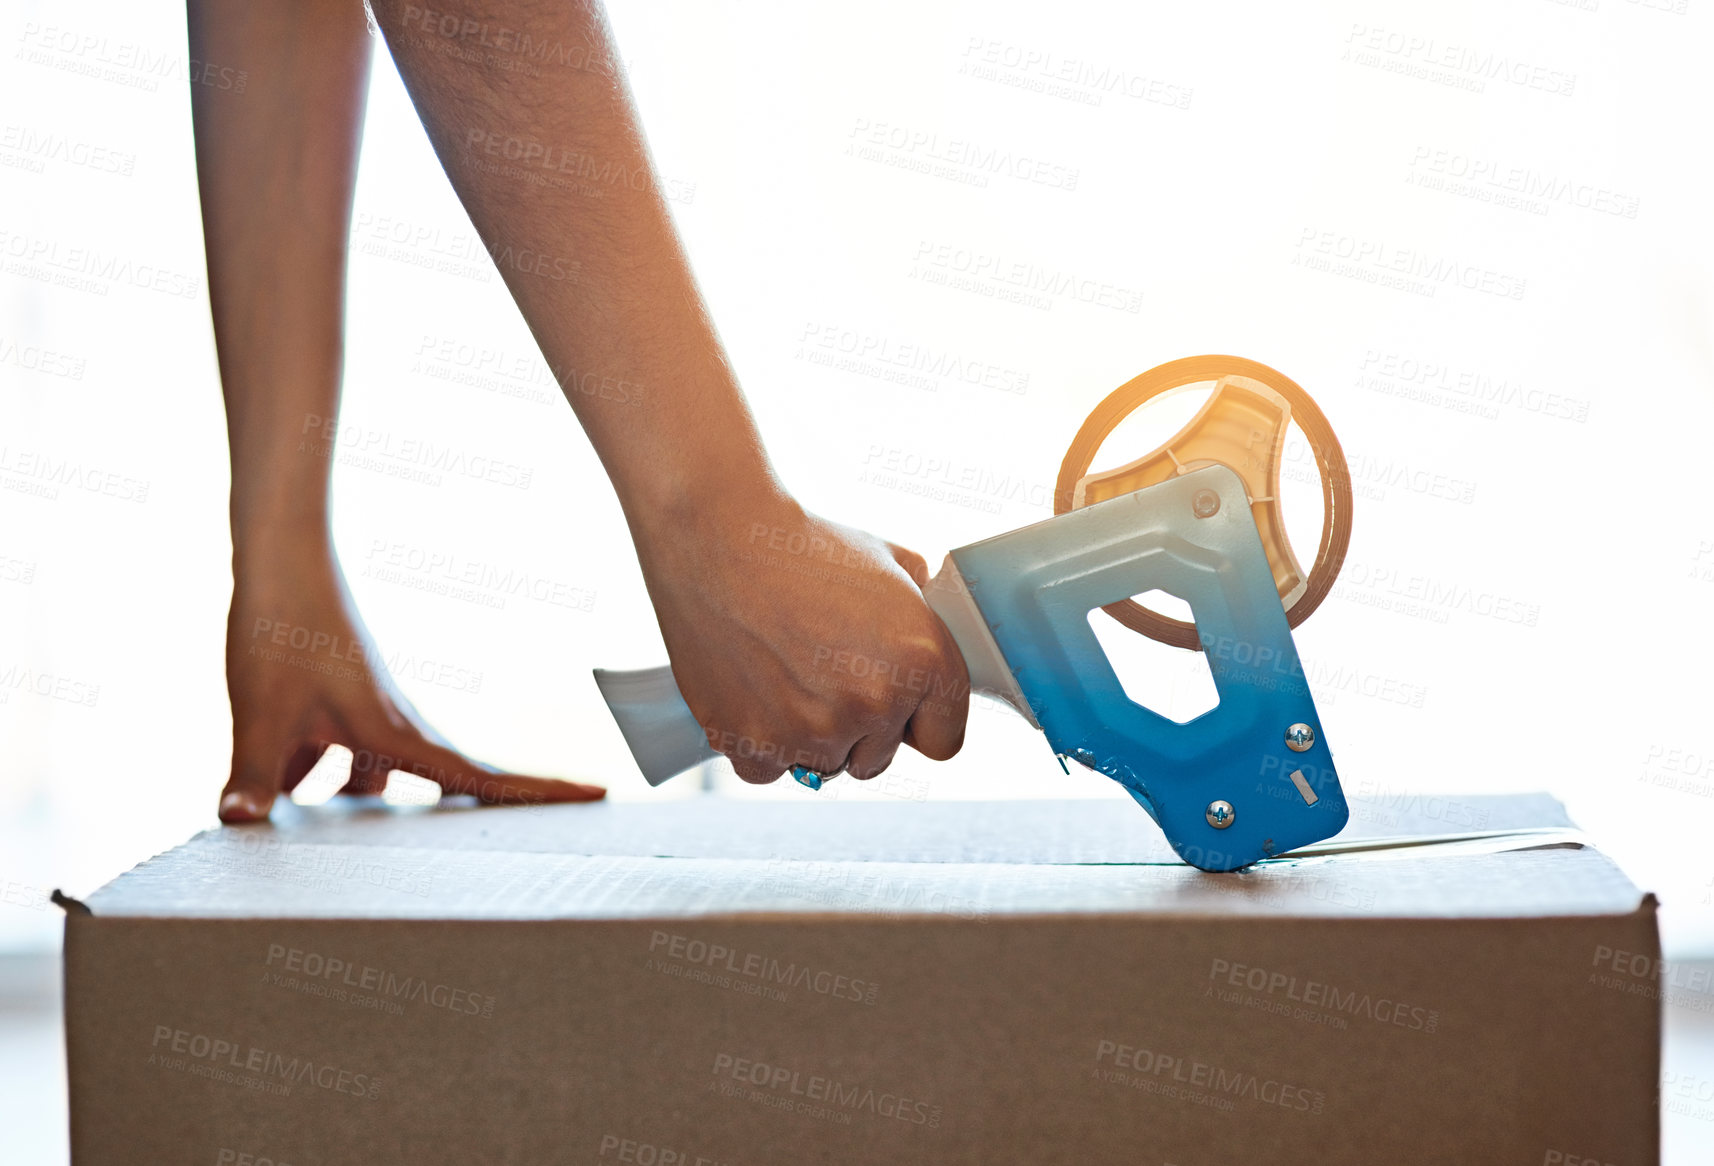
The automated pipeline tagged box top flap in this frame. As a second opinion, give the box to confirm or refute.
[82,795,1646,922]
[260,791,1575,862]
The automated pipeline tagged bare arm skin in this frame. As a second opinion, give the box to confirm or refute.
[368,0,969,781]
[190,0,604,821]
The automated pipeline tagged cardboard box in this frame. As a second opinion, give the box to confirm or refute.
[62,795,1658,1164]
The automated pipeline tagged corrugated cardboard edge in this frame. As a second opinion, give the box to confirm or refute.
[52,889,91,917]
[60,896,94,1166]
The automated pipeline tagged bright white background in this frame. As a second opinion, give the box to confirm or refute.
[3,0,1713,975]
[5,0,1714,942]
[7,0,1713,948]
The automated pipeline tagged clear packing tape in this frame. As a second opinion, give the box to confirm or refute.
[1056,355,1355,650]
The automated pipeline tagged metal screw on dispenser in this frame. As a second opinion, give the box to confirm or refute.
[1191,489,1221,518]
[1285,723,1315,752]
[1205,800,1236,829]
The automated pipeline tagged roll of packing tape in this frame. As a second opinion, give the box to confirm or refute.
[1055,355,1353,651]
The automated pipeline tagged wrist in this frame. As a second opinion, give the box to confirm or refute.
[625,455,791,541]
[230,512,337,591]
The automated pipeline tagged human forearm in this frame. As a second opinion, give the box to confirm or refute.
[368,0,969,782]
[189,0,373,566]
[369,0,783,544]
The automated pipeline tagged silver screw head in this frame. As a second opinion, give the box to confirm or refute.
[1285,723,1315,752]
[1191,489,1221,518]
[1205,800,1236,829]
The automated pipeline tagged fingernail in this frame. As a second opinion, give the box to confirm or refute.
[220,791,264,821]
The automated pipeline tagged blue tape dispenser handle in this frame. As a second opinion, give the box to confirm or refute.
[945,464,1348,871]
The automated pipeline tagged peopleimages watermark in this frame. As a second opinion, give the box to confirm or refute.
[0,553,37,586]
[247,616,484,696]
[1690,539,1714,584]
[646,931,880,1006]
[0,661,100,708]
[0,445,149,504]
[351,211,493,283]
[0,123,136,177]
[710,1053,942,1128]
[262,943,496,1019]
[1282,870,1379,912]
[1199,634,1429,709]
[1661,1071,1714,1125]
[462,129,658,200]
[1206,958,1440,1034]
[350,211,583,286]
[1294,227,1526,301]
[1407,146,1638,220]
[1636,742,1714,799]
[362,538,596,614]
[1343,778,1492,830]
[812,645,967,709]
[958,36,1193,110]
[858,443,1054,514]
[1589,944,1714,1014]
[0,228,200,299]
[733,522,890,597]
[596,1133,734,1166]
[846,118,1079,192]
[399,5,613,74]
[299,413,534,491]
[412,333,645,408]
[796,321,1029,395]
[1330,558,1542,628]
[0,334,87,381]
[1355,349,1591,424]
[211,831,434,899]
[1092,1039,1326,1114]
[216,1150,296,1166]
[818,767,932,804]
[909,239,1143,314]
[14,22,248,94]
[1,876,54,912]
[148,1024,381,1100]
[1261,431,1480,507]
[1342,24,1576,96]
[760,858,989,921]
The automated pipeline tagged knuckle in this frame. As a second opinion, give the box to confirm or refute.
[846,692,894,728]
[899,628,946,666]
[850,753,894,781]
[796,705,844,745]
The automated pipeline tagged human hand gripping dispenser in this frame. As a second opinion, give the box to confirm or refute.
[594,356,1355,872]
